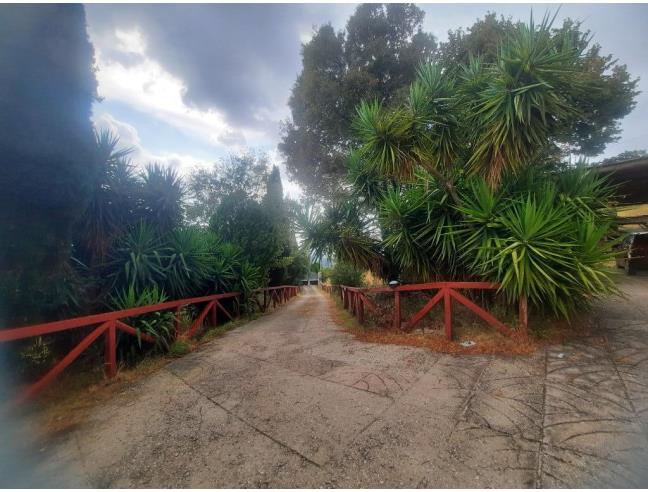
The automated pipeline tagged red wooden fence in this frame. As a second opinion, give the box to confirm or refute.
[253,285,300,312]
[322,282,526,340]
[0,286,299,405]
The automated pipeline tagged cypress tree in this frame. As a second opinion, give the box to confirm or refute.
[0,5,98,325]
[263,166,296,285]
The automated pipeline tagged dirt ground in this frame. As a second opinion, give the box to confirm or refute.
[4,275,648,488]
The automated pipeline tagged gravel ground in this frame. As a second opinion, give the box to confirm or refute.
[10,276,648,488]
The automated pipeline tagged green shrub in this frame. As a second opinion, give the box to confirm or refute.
[110,285,175,360]
[320,267,333,283]
[299,15,627,319]
[165,227,215,299]
[329,262,365,287]
[107,222,168,293]
[168,339,192,358]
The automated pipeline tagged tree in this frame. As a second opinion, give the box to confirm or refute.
[74,130,141,270]
[599,149,648,165]
[139,163,186,235]
[279,3,436,197]
[263,166,310,285]
[210,192,284,283]
[186,153,269,226]
[0,5,98,325]
[437,12,518,67]
[351,12,640,189]
[329,262,365,287]
[437,13,639,158]
[305,15,626,316]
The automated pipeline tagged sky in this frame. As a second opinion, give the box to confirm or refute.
[85,3,648,199]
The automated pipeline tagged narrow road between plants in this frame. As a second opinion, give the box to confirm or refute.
[27,279,648,487]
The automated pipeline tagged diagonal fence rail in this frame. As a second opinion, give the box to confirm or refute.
[322,282,527,340]
[0,285,300,405]
[252,285,300,312]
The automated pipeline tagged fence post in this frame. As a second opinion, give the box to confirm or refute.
[210,302,218,327]
[443,288,452,340]
[104,320,117,379]
[175,306,182,336]
[519,294,528,332]
[393,290,401,330]
[358,296,364,324]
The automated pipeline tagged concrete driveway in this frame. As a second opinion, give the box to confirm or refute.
[27,280,648,487]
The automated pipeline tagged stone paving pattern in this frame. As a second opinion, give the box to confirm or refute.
[28,277,648,487]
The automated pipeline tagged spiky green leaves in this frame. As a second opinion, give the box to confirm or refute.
[459,173,618,316]
[466,13,582,186]
[299,197,381,271]
[353,100,417,179]
[351,63,462,184]
[352,13,595,190]
[107,222,261,302]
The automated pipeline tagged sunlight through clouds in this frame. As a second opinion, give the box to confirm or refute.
[94,112,208,172]
[93,27,262,150]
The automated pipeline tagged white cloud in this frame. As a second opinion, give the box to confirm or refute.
[114,27,147,55]
[92,27,266,151]
[93,112,209,174]
[299,30,313,45]
[90,25,303,198]
[95,113,303,200]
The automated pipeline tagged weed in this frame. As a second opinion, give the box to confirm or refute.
[168,339,192,357]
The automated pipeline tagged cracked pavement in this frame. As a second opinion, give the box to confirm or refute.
[26,276,648,487]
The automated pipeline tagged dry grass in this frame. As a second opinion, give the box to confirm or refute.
[326,290,595,356]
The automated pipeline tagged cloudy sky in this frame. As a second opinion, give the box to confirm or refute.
[86,3,648,198]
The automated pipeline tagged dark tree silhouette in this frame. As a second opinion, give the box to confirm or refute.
[0,5,98,324]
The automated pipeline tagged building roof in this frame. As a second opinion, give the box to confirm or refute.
[591,157,648,205]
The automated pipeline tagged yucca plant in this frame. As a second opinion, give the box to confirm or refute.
[110,285,175,357]
[75,130,139,268]
[210,241,242,293]
[140,163,186,234]
[466,12,582,187]
[107,221,168,293]
[353,100,417,180]
[301,14,621,320]
[455,179,507,272]
[555,163,618,224]
[379,185,438,279]
[165,227,215,299]
[347,150,393,207]
[479,191,577,313]
[408,63,461,173]
[299,196,381,271]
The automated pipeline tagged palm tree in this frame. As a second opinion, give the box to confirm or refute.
[304,14,619,316]
[74,130,139,268]
[139,163,186,234]
[351,12,582,192]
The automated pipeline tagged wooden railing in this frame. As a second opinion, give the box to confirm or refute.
[252,285,300,312]
[322,282,525,340]
[0,285,300,405]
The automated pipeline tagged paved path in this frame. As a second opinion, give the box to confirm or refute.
[28,281,648,487]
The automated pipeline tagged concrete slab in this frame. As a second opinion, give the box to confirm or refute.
[20,281,648,488]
